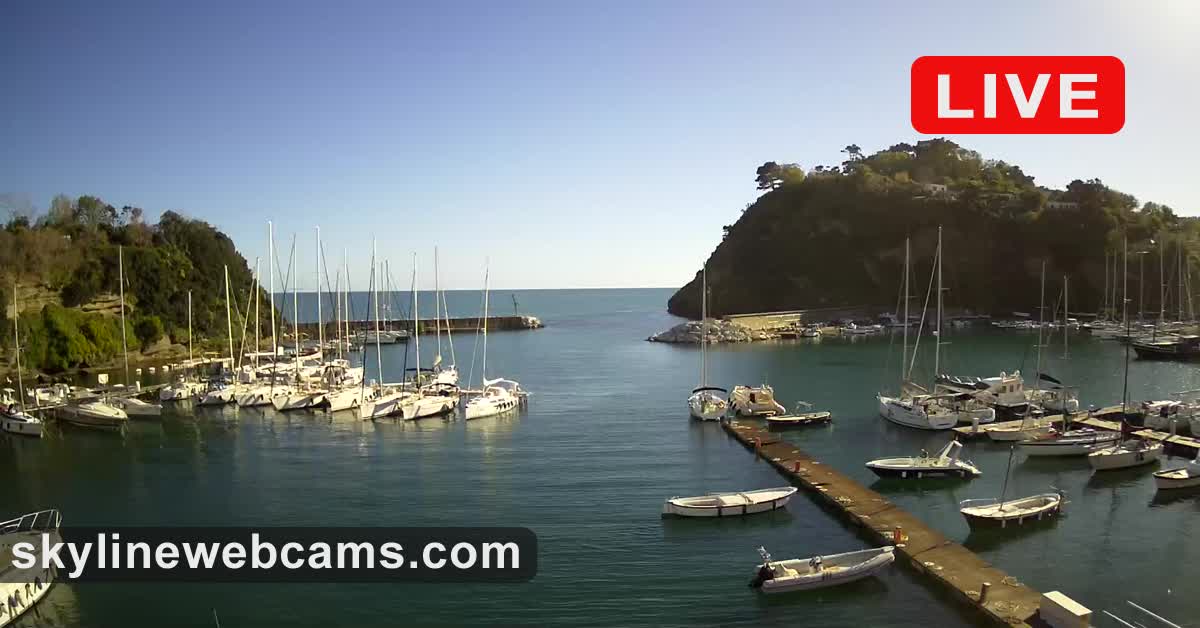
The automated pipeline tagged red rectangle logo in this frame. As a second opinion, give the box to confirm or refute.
[911,56,1124,134]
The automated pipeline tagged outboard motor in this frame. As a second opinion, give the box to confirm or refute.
[749,564,772,589]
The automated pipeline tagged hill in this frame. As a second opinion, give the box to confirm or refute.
[0,195,268,372]
[668,140,1192,320]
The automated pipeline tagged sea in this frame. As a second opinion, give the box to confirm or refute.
[2,288,1197,627]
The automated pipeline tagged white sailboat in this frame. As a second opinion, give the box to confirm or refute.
[465,264,523,420]
[161,292,205,402]
[272,233,324,412]
[878,232,980,429]
[109,246,162,418]
[431,246,459,387]
[400,253,458,420]
[198,266,239,407]
[688,265,728,421]
[359,242,412,420]
[988,262,1055,442]
[959,446,1065,528]
[2,283,43,437]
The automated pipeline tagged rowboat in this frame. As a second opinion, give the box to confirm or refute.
[866,440,980,479]
[749,546,895,593]
[959,492,1065,528]
[765,406,832,429]
[662,486,798,518]
[1153,452,1200,490]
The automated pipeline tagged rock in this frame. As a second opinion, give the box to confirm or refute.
[648,319,768,343]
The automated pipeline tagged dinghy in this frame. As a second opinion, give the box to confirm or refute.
[1153,451,1200,490]
[662,486,798,518]
[960,445,1064,528]
[749,546,895,593]
[765,402,831,429]
[866,440,980,479]
[1088,439,1163,471]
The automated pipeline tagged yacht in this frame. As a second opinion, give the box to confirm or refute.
[729,384,786,417]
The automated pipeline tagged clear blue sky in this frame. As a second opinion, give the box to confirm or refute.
[2,0,1197,290]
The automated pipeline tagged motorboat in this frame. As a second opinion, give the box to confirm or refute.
[0,404,43,437]
[1087,439,1163,471]
[0,509,61,625]
[749,546,894,593]
[937,371,1028,409]
[1153,451,1200,490]
[1141,399,1194,433]
[729,384,786,417]
[1132,335,1200,361]
[109,395,162,418]
[465,378,522,420]
[59,400,129,431]
[662,486,798,518]
[1017,428,1122,456]
[765,402,831,429]
[866,440,980,479]
[959,492,1065,528]
[160,377,204,402]
[688,386,728,421]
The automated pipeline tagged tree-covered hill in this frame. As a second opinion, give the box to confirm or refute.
[1,195,269,372]
[668,140,1191,320]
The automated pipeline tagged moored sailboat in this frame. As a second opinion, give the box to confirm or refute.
[688,265,728,421]
[464,263,524,420]
[959,446,1065,528]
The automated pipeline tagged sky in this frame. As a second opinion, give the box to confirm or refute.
[2,0,1199,290]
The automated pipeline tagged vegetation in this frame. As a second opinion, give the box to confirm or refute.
[669,140,1193,319]
[1,195,268,372]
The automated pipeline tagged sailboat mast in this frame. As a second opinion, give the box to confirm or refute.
[291,237,300,383]
[1063,275,1069,357]
[933,227,942,382]
[412,253,420,387]
[254,258,260,369]
[224,265,234,375]
[316,227,324,362]
[1160,237,1166,326]
[1179,240,1185,322]
[435,247,443,364]
[998,445,1015,510]
[12,282,23,409]
[1102,251,1108,319]
[481,264,490,386]
[344,248,351,360]
[187,290,193,365]
[701,265,708,387]
[902,238,910,383]
[1034,260,1045,394]
[119,246,129,385]
[1122,236,1131,414]
[268,222,278,383]
[373,241,384,382]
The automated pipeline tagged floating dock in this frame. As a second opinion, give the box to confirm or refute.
[953,406,1200,456]
[723,420,1045,627]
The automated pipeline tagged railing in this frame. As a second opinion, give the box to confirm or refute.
[0,509,61,535]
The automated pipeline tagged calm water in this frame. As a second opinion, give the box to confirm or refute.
[4,288,1198,627]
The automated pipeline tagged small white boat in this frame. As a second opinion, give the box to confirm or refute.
[866,440,980,479]
[465,379,521,420]
[1153,451,1200,490]
[688,386,728,421]
[749,546,895,593]
[401,385,459,420]
[160,378,204,402]
[1087,439,1163,471]
[765,402,831,429]
[0,406,43,438]
[1018,428,1122,456]
[730,384,786,417]
[197,384,237,406]
[959,492,1065,528]
[662,486,798,518]
[1142,399,1193,432]
[110,396,162,418]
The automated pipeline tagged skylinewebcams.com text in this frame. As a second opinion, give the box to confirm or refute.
[10,533,521,579]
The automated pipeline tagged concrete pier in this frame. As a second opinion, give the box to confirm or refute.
[294,315,543,336]
[723,420,1045,627]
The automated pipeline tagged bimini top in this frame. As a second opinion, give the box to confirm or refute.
[483,378,522,391]
[691,386,728,394]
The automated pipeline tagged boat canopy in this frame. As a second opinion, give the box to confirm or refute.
[483,378,521,391]
[691,386,729,394]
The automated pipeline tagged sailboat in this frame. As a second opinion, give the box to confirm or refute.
[988,262,1055,442]
[272,233,324,412]
[1088,264,1164,471]
[2,282,43,437]
[688,265,728,421]
[959,445,1065,528]
[400,253,458,420]
[431,246,459,387]
[878,230,991,429]
[161,291,205,401]
[109,247,163,418]
[465,263,523,419]
[198,266,239,406]
[324,251,367,412]
[359,242,412,420]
